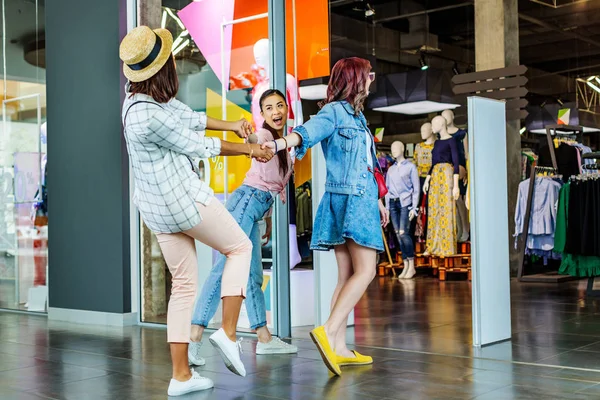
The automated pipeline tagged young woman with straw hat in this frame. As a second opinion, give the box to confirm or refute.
[120,26,274,396]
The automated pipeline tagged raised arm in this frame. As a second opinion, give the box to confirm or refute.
[143,109,272,161]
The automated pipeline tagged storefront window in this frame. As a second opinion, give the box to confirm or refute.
[0,0,47,312]
[139,1,269,329]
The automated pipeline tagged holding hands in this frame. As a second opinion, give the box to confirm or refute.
[232,118,253,139]
[250,143,274,163]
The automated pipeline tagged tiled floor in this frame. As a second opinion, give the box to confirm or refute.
[1,276,600,399]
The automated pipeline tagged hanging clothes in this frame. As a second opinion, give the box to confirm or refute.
[514,176,562,264]
[539,143,580,182]
[555,179,600,277]
[425,138,459,257]
[414,142,434,179]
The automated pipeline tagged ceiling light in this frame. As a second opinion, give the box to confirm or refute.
[540,100,547,108]
[587,75,596,82]
[373,101,459,116]
[161,10,167,29]
[299,84,328,100]
[419,54,429,71]
[452,62,459,75]
[165,7,185,30]
[557,98,564,106]
[299,77,329,100]
[587,80,600,93]
[519,127,526,134]
[173,39,190,56]
[365,3,375,17]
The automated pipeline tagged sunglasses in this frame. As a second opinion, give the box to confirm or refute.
[369,72,376,82]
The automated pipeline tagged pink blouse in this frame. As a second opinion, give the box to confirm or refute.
[243,128,293,214]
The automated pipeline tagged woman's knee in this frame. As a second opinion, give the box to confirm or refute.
[355,265,376,282]
[229,236,253,257]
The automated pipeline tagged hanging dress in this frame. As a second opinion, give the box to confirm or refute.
[425,138,459,257]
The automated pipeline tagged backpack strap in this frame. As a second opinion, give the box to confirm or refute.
[123,100,197,173]
[123,100,163,126]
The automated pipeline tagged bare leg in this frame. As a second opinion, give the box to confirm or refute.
[323,240,377,349]
[171,343,192,381]
[222,296,244,341]
[190,325,205,343]
[256,326,273,343]
[331,243,354,357]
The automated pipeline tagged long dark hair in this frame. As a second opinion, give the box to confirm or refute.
[319,57,371,115]
[259,89,289,177]
[129,55,178,103]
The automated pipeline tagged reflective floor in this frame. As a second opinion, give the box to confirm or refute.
[1,277,600,399]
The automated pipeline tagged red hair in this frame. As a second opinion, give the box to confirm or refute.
[320,57,371,114]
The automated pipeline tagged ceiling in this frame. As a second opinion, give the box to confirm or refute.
[330,0,600,98]
[4,0,600,128]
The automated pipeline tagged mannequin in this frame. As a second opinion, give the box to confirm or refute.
[251,39,303,132]
[386,141,420,279]
[251,38,302,269]
[413,123,436,242]
[414,122,436,186]
[32,122,48,288]
[442,109,470,242]
[423,116,459,257]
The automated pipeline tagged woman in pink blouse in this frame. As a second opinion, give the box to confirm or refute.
[188,89,298,363]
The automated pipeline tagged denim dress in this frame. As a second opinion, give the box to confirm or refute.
[294,101,383,252]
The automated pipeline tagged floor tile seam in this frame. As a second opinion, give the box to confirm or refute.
[572,341,600,352]
[513,329,600,339]
[312,341,600,374]
[470,368,600,385]
[9,358,117,378]
[12,371,117,394]
[21,390,60,400]
[21,372,120,397]
[574,382,600,394]
[467,384,514,400]
[534,347,583,364]
[507,382,598,394]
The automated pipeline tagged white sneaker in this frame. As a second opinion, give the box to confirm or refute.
[209,328,246,377]
[167,369,213,396]
[188,341,206,366]
[256,337,298,355]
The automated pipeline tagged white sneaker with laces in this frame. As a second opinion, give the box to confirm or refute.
[256,337,298,355]
[167,369,213,397]
[188,341,206,366]
[209,328,246,377]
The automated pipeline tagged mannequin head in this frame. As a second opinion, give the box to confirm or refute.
[432,115,448,137]
[441,109,455,127]
[391,141,405,160]
[253,38,270,76]
[420,122,433,141]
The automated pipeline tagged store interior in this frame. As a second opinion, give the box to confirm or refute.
[0,0,47,313]
[2,0,600,372]
[135,1,600,371]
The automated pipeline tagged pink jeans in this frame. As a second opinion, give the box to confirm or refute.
[155,199,252,343]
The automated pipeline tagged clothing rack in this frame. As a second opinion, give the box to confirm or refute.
[569,168,600,297]
[517,124,583,283]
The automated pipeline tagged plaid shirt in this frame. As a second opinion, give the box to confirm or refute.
[122,90,221,233]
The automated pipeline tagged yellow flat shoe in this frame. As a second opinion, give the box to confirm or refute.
[336,351,373,367]
[309,326,342,376]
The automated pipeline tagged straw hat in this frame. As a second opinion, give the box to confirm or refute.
[120,26,173,82]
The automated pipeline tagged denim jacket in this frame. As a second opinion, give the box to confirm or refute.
[294,101,377,197]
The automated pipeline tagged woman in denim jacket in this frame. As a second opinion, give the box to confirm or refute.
[265,57,389,376]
